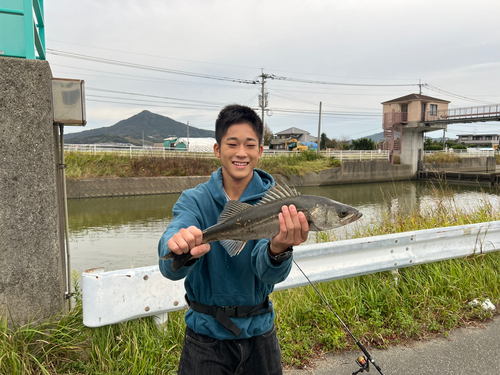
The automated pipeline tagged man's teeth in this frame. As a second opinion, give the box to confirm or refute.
[233,162,248,166]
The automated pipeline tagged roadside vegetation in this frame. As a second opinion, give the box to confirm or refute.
[65,151,340,179]
[2,182,499,373]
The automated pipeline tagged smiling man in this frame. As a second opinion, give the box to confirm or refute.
[158,104,309,375]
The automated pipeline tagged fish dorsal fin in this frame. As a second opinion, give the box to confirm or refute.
[218,200,252,223]
[220,240,247,257]
[256,183,300,206]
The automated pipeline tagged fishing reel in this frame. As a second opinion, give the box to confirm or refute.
[352,356,370,374]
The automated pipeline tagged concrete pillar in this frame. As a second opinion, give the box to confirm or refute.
[401,128,424,174]
[0,57,65,325]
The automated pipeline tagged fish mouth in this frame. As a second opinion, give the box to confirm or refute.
[345,211,363,224]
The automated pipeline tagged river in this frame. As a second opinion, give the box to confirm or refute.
[68,181,500,276]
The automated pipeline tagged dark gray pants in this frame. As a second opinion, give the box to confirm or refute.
[177,325,282,375]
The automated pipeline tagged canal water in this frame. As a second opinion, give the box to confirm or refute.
[68,181,500,276]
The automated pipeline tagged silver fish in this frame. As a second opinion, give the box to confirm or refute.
[161,184,362,271]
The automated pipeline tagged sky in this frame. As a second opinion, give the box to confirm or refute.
[44,0,500,140]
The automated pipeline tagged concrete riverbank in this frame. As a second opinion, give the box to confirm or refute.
[66,157,496,199]
[66,160,414,199]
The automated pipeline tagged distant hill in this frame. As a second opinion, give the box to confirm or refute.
[357,132,385,142]
[65,110,215,146]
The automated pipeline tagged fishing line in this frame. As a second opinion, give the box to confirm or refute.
[292,260,385,375]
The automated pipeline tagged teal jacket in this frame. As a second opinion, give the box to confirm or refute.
[158,168,293,340]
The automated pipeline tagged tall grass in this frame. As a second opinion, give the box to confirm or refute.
[65,151,338,179]
[273,182,500,367]
[2,183,500,372]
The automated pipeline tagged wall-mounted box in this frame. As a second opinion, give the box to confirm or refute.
[52,78,86,126]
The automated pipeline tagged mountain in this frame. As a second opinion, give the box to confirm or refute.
[65,110,215,145]
[357,132,385,142]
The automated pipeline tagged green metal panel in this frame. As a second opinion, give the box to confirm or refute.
[163,138,178,148]
[0,0,24,11]
[0,0,45,59]
[175,142,187,150]
[0,13,26,57]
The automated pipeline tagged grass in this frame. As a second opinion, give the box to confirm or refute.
[423,152,461,164]
[3,183,500,373]
[64,151,340,179]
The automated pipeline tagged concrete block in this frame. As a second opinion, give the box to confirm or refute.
[0,57,65,325]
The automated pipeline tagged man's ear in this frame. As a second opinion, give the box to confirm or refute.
[214,143,220,158]
[258,144,264,159]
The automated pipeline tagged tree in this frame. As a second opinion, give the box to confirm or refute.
[351,138,376,150]
[320,133,328,150]
[263,123,273,146]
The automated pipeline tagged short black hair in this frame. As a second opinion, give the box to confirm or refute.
[215,104,263,145]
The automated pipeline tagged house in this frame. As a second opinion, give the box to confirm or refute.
[382,93,450,127]
[270,127,318,150]
[457,134,500,148]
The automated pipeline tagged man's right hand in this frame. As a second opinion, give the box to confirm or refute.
[167,226,210,259]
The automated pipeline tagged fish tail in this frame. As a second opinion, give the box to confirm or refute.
[160,251,195,272]
[160,252,176,261]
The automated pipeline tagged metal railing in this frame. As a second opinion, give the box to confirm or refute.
[426,104,500,122]
[424,149,496,158]
[64,144,390,161]
[82,220,500,327]
[0,0,45,60]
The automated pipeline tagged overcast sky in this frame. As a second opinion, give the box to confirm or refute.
[44,0,500,140]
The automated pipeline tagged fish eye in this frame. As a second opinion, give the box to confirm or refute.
[338,210,348,218]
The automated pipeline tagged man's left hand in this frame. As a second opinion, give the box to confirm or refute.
[269,204,309,255]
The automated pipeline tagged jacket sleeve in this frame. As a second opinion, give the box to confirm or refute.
[250,239,293,285]
[158,193,203,281]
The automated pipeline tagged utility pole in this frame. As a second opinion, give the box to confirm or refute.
[258,69,273,128]
[317,102,322,154]
[419,79,422,95]
[442,128,446,151]
[187,121,190,152]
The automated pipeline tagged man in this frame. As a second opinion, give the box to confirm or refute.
[158,104,309,374]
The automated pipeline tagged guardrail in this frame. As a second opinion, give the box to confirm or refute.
[82,220,500,327]
[65,144,390,162]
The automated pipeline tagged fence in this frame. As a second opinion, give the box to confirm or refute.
[64,144,390,162]
[424,149,496,158]
[82,220,500,327]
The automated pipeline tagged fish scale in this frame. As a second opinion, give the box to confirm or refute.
[161,183,362,271]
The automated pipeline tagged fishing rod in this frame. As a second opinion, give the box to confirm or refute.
[293,260,385,375]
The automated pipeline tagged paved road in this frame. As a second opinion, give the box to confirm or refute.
[284,315,500,375]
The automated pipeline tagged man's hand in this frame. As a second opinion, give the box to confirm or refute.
[269,205,309,255]
[167,226,210,259]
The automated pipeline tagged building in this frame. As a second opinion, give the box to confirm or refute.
[381,93,450,172]
[270,127,318,150]
[382,93,450,127]
[457,134,500,147]
[163,137,216,152]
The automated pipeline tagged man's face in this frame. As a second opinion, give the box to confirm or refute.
[214,122,263,186]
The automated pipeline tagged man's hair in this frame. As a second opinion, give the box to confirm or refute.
[215,104,263,145]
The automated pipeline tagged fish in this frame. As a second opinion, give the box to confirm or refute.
[160,183,362,271]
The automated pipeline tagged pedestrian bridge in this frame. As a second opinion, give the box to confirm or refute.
[423,103,500,125]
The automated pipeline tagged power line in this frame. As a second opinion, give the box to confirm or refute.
[424,84,495,104]
[47,49,258,85]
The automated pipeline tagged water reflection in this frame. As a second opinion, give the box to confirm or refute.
[68,181,500,275]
